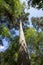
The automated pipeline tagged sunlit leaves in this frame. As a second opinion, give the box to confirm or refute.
[0,24,11,38]
[25,28,38,46]
[0,0,23,18]
[2,27,10,38]
[25,28,43,65]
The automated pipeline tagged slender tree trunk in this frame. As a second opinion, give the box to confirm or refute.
[17,20,30,65]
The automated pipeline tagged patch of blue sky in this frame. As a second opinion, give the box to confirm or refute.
[10,28,19,38]
[0,38,9,52]
[25,7,43,27]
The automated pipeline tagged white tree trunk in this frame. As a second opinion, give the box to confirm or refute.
[17,20,30,65]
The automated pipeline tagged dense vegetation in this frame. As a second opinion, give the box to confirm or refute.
[0,0,43,65]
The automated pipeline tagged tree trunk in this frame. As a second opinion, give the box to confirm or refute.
[17,20,30,65]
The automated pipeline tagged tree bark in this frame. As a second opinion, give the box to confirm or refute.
[17,20,31,65]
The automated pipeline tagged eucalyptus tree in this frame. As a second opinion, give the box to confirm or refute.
[0,0,30,65]
[17,16,30,65]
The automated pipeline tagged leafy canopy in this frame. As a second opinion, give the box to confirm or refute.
[27,0,43,9]
[0,0,22,17]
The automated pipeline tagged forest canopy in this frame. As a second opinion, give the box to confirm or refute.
[0,0,43,65]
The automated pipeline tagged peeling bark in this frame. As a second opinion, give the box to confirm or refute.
[17,20,31,65]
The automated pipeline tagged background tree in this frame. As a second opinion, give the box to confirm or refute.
[27,0,43,9]
[31,17,43,31]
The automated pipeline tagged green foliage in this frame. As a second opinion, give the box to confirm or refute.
[25,28,38,46]
[0,0,23,17]
[28,0,43,9]
[31,17,43,31]
[2,27,11,38]
[0,27,43,65]
[25,28,43,65]
[0,36,19,65]
[0,24,11,38]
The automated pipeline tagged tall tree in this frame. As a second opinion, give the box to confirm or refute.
[17,20,30,65]
[0,0,30,65]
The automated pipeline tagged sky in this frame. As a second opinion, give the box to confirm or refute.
[20,0,43,17]
[0,37,10,52]
[20,0,43,27]
[0,39,8,52]
[25,7,43,27]
[0,0,43,52]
